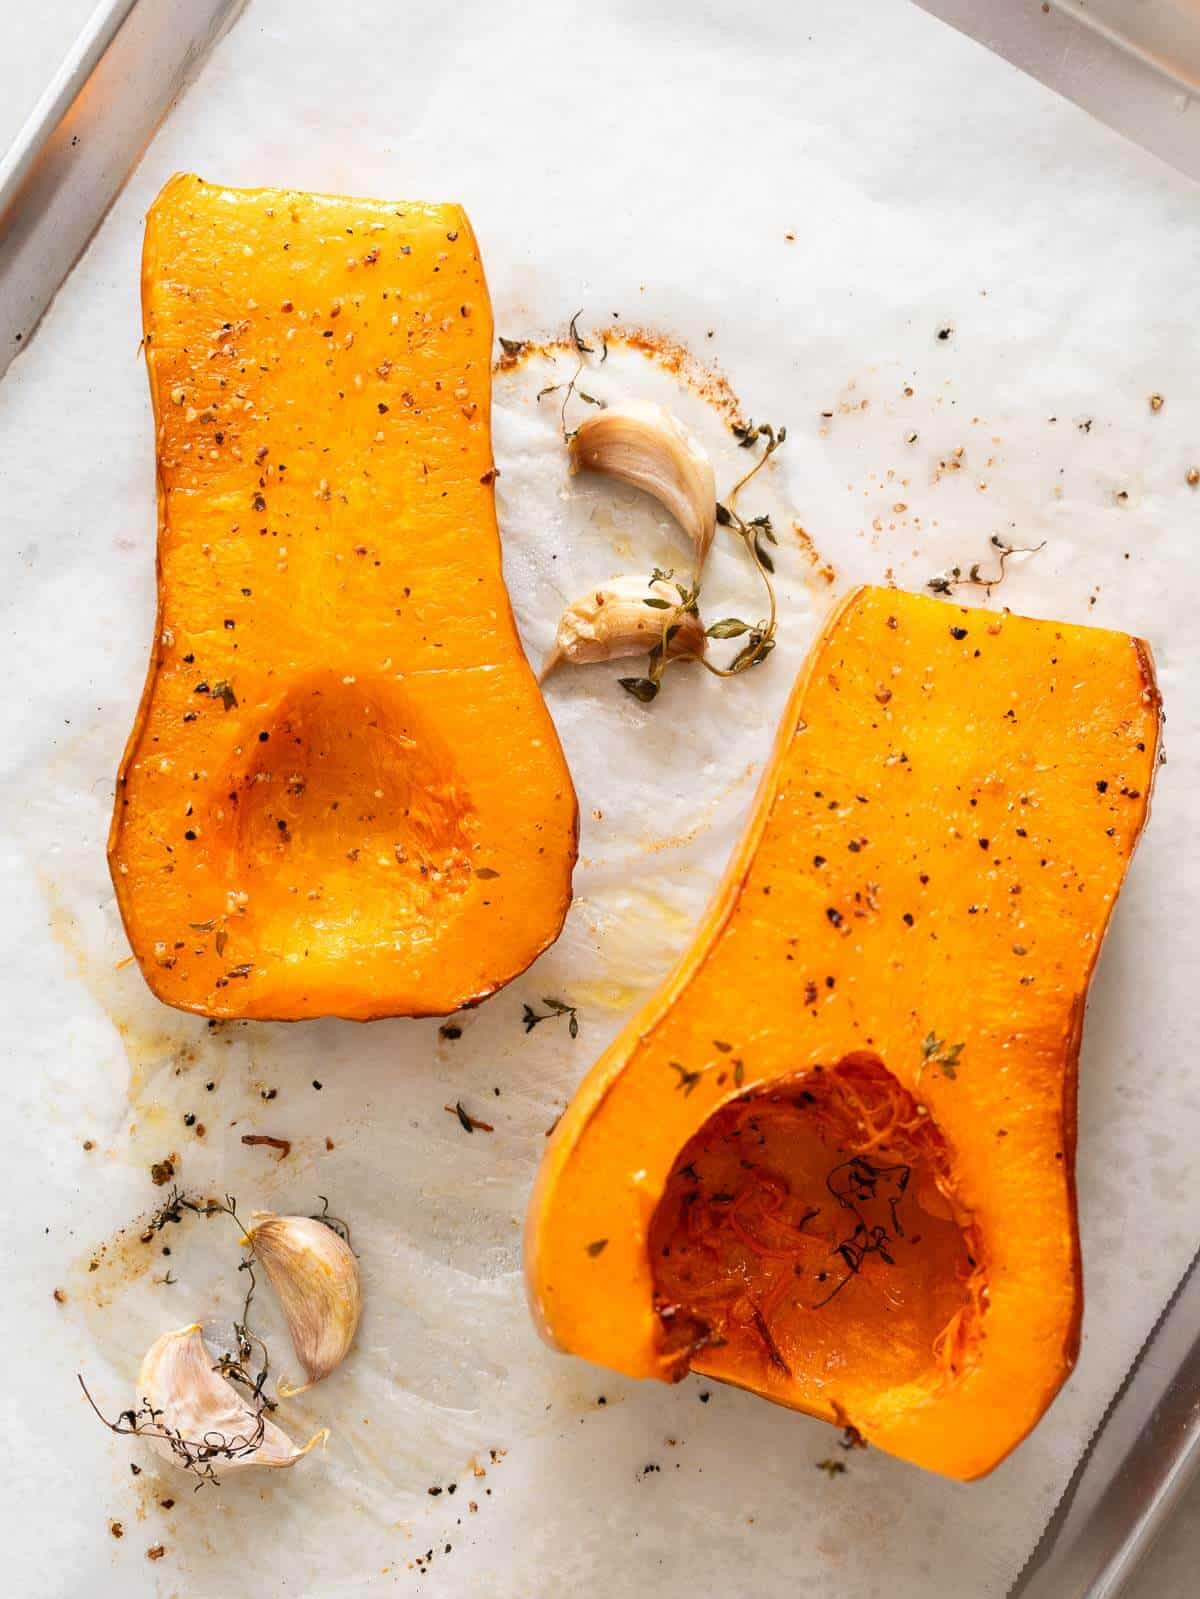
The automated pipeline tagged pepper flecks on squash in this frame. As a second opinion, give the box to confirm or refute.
[109,176,577,1021]
[526,585,1160,1480]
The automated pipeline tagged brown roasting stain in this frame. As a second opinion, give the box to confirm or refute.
[69,1211,166,1311]
[494,322,836,585]
[792,522,838,585]
[494,327,743,425]
[637,762,761,856]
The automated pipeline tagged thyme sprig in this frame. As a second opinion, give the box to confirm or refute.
[310,1194,355,1251]
[619,421,786,705]
[81,1191,285,1486]
[536,311,607,437]
[812,1156,911,1309]
[78,1376,268,1491]
[928,535,1046,596]
[144,1190,276,1407]
[82,1185,357,1484]
[522,996,580,1038]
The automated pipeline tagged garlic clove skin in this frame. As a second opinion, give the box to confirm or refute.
[568,400,716,567]
[137,1324,326,1474]
[541,575,707,680]
[246,1214,361,1394]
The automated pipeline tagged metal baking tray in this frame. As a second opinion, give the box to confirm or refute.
[916,0,1200,187]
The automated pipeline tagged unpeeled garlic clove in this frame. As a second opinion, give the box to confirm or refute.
[137,1324,326,1474]
[568,400,716,566]
[541,575,707,680]
[246,1214,361,1394]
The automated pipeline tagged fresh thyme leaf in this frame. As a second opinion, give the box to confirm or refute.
[211,680,237,711]
[499,337,528,357]
[921,1032,965,1079]
[753,533,776,573]
[715,502,733,526]
[707,618,751,639]
[619,676,660,704]
[586,1238,609,1257]
[576,390,605,409]
[816,1458,847,1478]
[728,632,775,672]
[642,596,673,609]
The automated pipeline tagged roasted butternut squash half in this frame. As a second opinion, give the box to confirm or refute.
[527,586,1159,1479]
[109,176,577,1020]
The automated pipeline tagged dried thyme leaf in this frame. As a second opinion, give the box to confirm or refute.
[568,310,594,355]
[927,536,1045,596]
[669,1061,702,1096]
[447,1101,493,1134]
[522,997,579,1037]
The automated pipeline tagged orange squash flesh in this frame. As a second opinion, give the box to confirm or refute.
[648,1059,985,1416]
[109,176,577,1020]
[526,585,1159,1479]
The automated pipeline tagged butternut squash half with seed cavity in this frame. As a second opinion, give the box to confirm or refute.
[109,175,577,1020]
[526,585,1159,1479]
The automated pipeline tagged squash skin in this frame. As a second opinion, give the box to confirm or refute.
[526,585,1160,1479]
[109,176,577,1021]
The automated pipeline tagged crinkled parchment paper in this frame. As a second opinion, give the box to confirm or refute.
[2,1,1198,1594]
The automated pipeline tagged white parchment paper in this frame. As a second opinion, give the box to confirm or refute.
[2,2,1199,1595]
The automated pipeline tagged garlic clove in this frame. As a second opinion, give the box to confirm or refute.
[137,1324,326,1474]
[568,400,716,567]
[541,575,707,680]
[246,1214,361,1394]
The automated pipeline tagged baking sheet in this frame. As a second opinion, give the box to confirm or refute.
[3,1,1199,1594]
